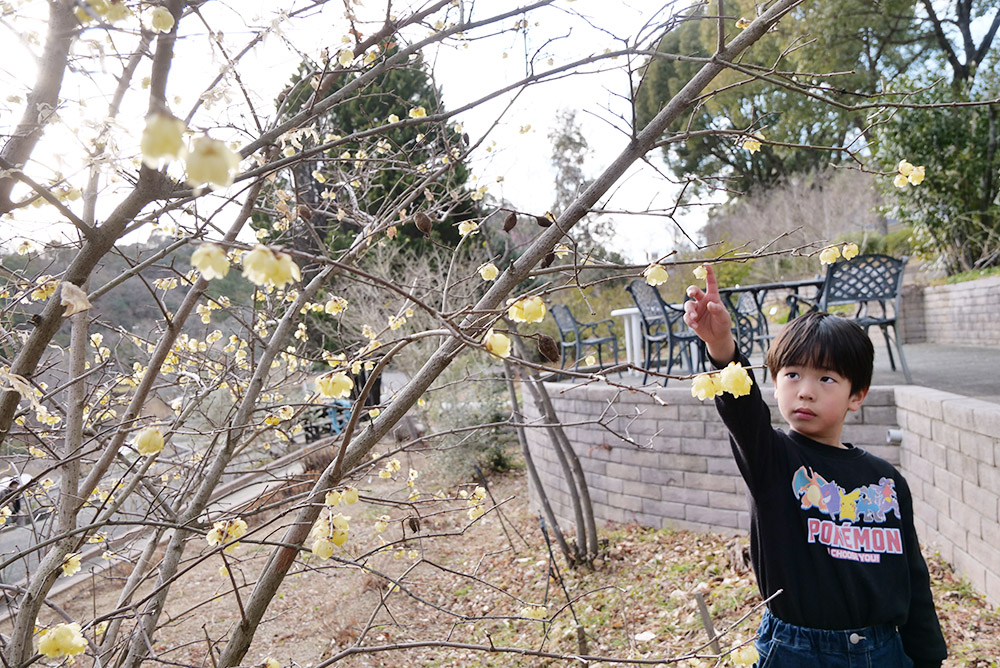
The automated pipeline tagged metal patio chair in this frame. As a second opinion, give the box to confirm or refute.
[550,303,619,372]
[787,254,911,383]
[626,279,700,384]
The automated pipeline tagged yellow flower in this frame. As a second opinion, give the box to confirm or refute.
[105,1,130,21]
[342,487,358,504]
[584,354,597,366]
[148,5,174,32]
[897,159,913,177]
[368,408,381,419]
[507,295,546,323]
[742,131,763,154]
[141,113,186,167]
[185,136,240,189]
[316,372,353,399]
[736,17,751,28]
[892,173,909,188]
[242,245,300,288]
[325,490,342,506]
[907,165,925,185]
[519,605,548,620]
[324,296,348,315]
[338,49,354,67]
[819,246,840,266]
[38,623,88,658]
[408,106,427,118]
[458,220,479,237]
[693,264,708,280]
[718,362,753,397]
[483,329,512,358]
[61,553,82,577]
[387,114,399,124]
[264,659,280,668]
[191,244,230,280]
[691,373,723,401]
[730,644,759,666]
[60,282,91,317]
[478,262,499,281]
[134,426,165,456]
[643,264,669,286]
[553,243,570,258]
[374,515,390,532]
[312,537,335,559]
[841,242,859,261]
[468,505,485,520]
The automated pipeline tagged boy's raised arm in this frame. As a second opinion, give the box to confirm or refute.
[683,264,737,365]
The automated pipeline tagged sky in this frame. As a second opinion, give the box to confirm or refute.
[0,0,704,262]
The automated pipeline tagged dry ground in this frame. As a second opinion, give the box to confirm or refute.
[58,448,999,667]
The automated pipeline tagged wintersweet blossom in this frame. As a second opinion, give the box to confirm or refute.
[185,137,240,189]
[242,245,301,288]
[584,354,597,366]
[736,17,751,28]
[842,242,859,260]
[140,113,186,167]
[264,658,280,668]
[338,49,354,67]
[894,159,926,188]
[342,487,358,504]
[553,243,570,258]
[134,426,165,456]
[643,264,669,286]
[730,644,760,665]
[691,373,723,401]
[38,623,88,658]
[483,329,512,358]
[61,553,82,577]
[478,262,499,281]
[324,296,348,315]
[507,295,546,323]
[458,220,478,236]
[316,372,353,399]
[312,537,335,559]
[519,605,548,620]
[819,246,840,266]
[718,362,753,397]
[693,264,708,280]
[206,518,248,553]
[408,106,427,118]
[60,282,91,317]
[742,131,763,153]
[191,244,230,280]
[147,5,175,32]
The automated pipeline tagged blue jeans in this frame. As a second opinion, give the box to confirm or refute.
[754,608,914,668]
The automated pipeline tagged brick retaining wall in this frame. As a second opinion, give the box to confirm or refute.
[901,276,1000,346]
[522,380,1000,604]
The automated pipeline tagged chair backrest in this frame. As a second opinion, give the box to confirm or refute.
[550,304,579,341]
[819,254,907,311]
[626,279,668,327]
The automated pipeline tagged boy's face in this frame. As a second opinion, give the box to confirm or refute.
[773,364,868,448]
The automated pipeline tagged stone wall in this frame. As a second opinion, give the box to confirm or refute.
[522,380,1000,604]
[901,276,1000,346]
[895,386,1000,603]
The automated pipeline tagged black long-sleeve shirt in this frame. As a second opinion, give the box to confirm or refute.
[713,359,947,667]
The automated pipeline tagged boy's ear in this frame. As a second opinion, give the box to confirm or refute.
[848,387,869,412]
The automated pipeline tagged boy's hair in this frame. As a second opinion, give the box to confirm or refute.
[766,312,874,393]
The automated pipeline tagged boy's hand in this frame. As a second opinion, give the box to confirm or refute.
[683,264,736,363]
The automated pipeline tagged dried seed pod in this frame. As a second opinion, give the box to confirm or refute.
[407,516,421,533]
[538,334,560,363]
[414,211,432,235]
[540,251,555,269]
[296,204,312,220]
[503,211,517,232]
[535,214,552,228]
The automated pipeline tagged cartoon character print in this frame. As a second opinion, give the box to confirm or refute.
[791,467,900,524]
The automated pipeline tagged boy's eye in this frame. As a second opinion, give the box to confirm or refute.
[784,372,799,380]
[821,376,835,383]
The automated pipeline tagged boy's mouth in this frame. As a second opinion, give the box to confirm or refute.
[793,408,816,419]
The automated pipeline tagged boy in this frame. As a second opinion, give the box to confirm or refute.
[683,265,946,667]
